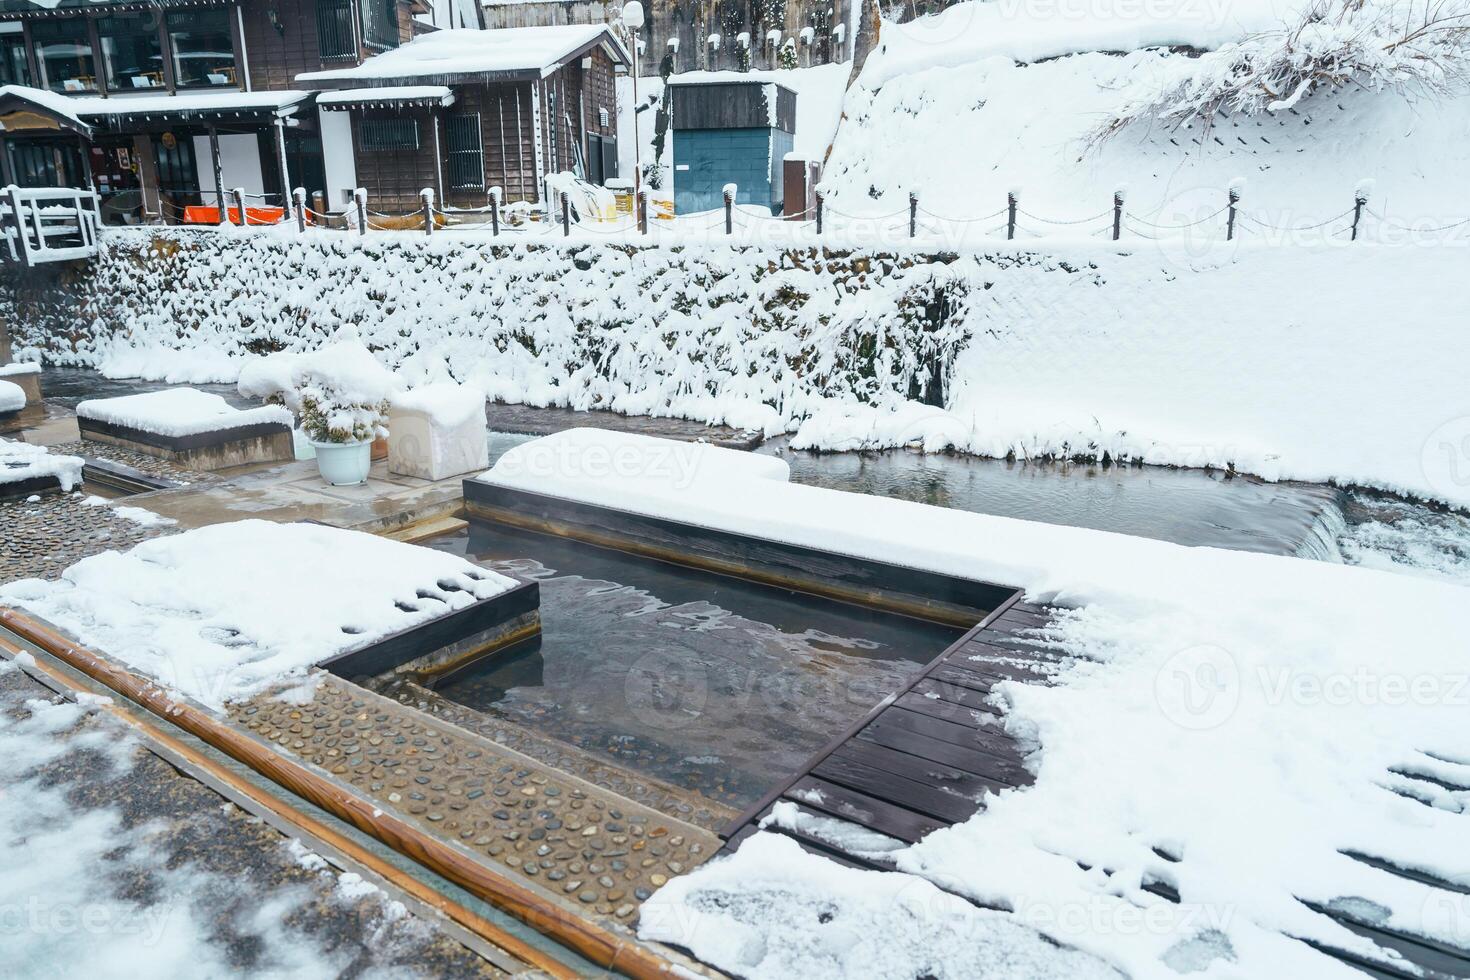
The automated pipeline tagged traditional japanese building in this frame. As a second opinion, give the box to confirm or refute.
[0,0,622,222]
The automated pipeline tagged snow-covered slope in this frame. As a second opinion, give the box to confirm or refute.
[823,1,1470,236]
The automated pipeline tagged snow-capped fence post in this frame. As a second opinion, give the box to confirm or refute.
[1112,188,1125,241]
[488,186,502,237]
[560,191,570,236]
[1226,181,1242,241]
[815,189,824,235]
[723,183,736,235]
[637,188,649,235]
[1351,180,1373,242]
[421,188,434,236]
[909,191,918,238]
[1006,191,1018,240]
[354,188,367,235]
[231,187,246,227]
[293,188,306,232]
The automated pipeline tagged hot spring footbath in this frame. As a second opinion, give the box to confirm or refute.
[76,388,295,470]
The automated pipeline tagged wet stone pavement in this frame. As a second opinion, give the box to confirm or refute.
[0,659,507,978]
[232,676,723,925]
[1,490,176,582]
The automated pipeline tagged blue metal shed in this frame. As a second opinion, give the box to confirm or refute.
[669,79,797,215]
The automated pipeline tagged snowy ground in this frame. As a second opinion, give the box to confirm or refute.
[0,656,499,978]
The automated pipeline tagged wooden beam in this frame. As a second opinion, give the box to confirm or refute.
[0,608,688,980]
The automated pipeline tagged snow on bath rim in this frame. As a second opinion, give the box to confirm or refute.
[0,521,519,710]
[481,432,1470,977]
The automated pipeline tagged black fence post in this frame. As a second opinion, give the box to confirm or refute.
[421,188,434,236]
[231,187,246,226]
[723,183,735,235]
[1351,186,1369,242]
[1112,190,1124,241]
[1006,191,1017,240]
[908,191,918,238]
[638,189,649,235]
[354,187,367,235]
[293,188,306,232]
[489,186,501,237]
[561,192,570,236]
[1226,184,1240,241]
[815,190,824,235]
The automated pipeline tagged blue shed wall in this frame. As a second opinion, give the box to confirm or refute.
[672,127,785,215]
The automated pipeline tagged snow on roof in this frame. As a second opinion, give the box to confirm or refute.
[66,90,313,119]
[484,428,1470,978]
[0,520,520,710]
[0,83,87,129]
[297,26,625,85]
[76,388,291,438]
[1,437,83,490]
[0,380,24,414]
[317,85,455,108]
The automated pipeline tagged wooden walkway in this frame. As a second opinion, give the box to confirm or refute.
[719,592,1063,866]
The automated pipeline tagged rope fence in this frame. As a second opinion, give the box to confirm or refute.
[153,183,1470,247]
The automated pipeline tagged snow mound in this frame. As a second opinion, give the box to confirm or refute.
[391,382,486,429]
[0,521,519,710]
[824,2,1470,233]
[499,431,1470,977]
[77,388,291,438]
[0,361,40,377]
[1,438,84,490]
[238,326,403,411]
[0,380,23,414]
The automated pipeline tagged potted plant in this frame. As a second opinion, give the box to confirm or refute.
[299,380,389,486]
[237,326,402,486]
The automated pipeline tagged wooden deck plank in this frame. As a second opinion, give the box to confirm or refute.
[784,776,946,844]
[894,691,998,728]
[831,738,1009,801]
[857,721,1033,786]
[912,676,998,710]
[929,663,1004,695]
[813,752,981,824]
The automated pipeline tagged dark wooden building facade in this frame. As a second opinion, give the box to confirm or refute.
[0,0,625,223]
[303,25,626,212]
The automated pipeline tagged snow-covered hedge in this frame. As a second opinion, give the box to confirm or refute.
[6,228,1470,508]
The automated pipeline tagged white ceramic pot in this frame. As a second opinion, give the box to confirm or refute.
[311,439,372,486]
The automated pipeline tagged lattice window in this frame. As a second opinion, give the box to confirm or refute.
[360,117,419,151]
[446,113,485,189]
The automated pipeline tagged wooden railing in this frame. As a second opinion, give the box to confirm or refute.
[1,186,103,268]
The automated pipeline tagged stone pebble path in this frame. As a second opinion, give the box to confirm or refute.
[233,675,723,926]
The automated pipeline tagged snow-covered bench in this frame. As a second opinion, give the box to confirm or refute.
[387,383,488,481]
[0,520,540,708]
[0,437,83,501]
[76,388,294,471]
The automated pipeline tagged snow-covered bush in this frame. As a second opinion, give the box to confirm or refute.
[238,325,400,445]
[1098,0,1470,138]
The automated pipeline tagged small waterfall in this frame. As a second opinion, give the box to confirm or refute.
[1295,492,1351,563]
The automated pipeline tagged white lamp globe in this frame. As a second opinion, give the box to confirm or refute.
[623,1,645,29]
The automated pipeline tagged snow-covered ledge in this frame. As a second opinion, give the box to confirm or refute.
[465,429,1017,624]
[0,361,42,408]
[0,438,83,500]
[0,520,535,710]
[76,388,294,471]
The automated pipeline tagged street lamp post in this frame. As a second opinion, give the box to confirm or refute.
[623,2,645,208]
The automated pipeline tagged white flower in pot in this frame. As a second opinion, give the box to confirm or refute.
[299,382,389,485]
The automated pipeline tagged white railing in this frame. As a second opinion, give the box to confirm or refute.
[1,186,103,267]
